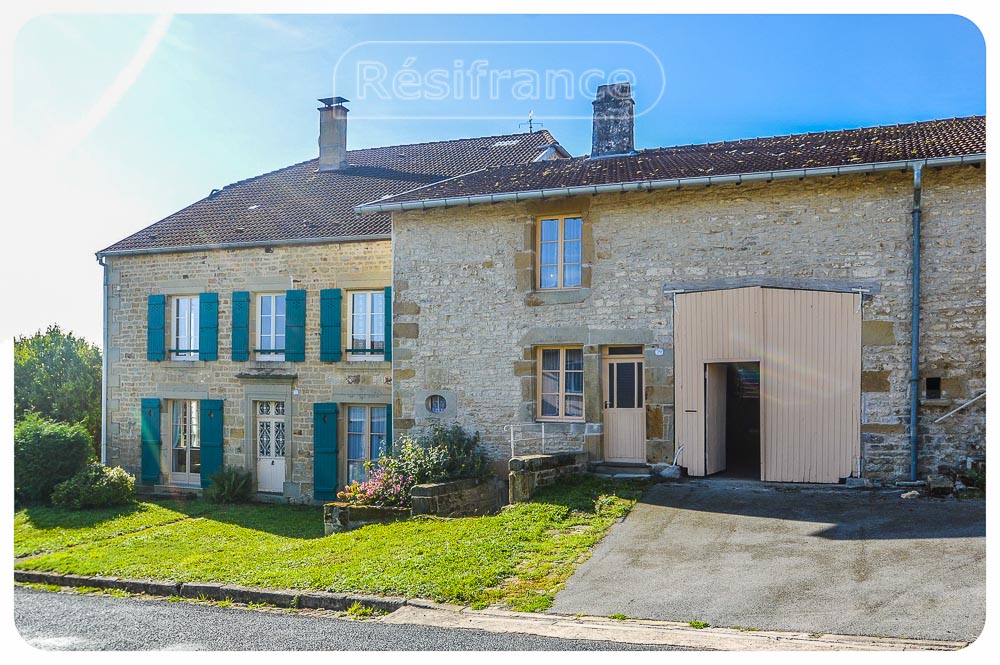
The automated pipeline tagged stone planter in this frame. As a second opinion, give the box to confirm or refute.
[323,502,411,535]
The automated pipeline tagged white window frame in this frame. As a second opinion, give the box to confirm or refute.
[537,215,584,290]
[172,296,200,360]
[169,399,200,485]
[345,404,389,484]
[537,346,585,422]
[256,293,286,362]
[348,290,385,361]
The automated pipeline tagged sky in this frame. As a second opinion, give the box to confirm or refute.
[5,13,987,347]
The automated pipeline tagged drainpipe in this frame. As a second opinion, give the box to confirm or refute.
[908,166,922,481]
[98,254,109,465]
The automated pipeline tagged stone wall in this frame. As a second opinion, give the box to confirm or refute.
[391,166,986,480]
[410,477,506,517]
[103,240,392,501]
[509,452,590,502]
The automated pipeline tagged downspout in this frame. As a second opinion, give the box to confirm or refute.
[908,166,922,481]
[98,254,109,465]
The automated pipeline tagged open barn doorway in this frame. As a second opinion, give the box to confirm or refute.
[704,362,761,479]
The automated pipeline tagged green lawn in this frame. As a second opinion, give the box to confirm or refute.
[14,476,646,611]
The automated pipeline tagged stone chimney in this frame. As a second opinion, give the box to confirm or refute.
[318,97,349,171]
[591,82,634,158]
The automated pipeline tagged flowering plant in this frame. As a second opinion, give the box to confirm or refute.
[337,464,414,507]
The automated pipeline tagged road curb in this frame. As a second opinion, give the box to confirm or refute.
[14,570,968,650]
[14,570,406,613]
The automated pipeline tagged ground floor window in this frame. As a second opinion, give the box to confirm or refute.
[171,400,200,483]
[537,346,584,421]
[346,405,388,483]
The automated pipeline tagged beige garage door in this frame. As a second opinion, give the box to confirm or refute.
[674,287,861,483]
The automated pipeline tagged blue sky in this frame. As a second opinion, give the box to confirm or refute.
[7,14,986,345]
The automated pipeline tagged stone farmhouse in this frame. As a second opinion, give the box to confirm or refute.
[96,97,569,501]
[357,83,985,484]
[99,85,985,500]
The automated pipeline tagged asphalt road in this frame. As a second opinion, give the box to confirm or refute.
[550,479,986,643]
[13,587,672,651]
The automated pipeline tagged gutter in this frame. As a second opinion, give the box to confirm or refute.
[97,255,109,465]
[354,154,985,214]
[909,165,923,481]
[96,233,391,259]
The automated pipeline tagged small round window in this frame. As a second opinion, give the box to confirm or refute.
[426,394,447,414]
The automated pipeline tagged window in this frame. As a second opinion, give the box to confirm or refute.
[172,296,199,360]
[537,347,584,420]
[348,291,385,360]
[346,405,388,483]
[926,377,942,399]
[537,215,583,290]
[170,400,200,483]
[257,293,286,361]
[426,394,447,414]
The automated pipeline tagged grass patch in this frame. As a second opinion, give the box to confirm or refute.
[608,613,629,621]
[689,620,710,629]
[15,476,647,612]
[18,582,63,593]
[14,500,215,558]
[346,601,383,619]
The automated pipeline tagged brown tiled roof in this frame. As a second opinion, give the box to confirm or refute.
[358,116,985,210]
[98,130,561,254]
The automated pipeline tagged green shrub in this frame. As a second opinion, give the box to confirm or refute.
[203,466,253,503]
[51,461,135,509]
[381,423,491,485]
[14,414,93,503]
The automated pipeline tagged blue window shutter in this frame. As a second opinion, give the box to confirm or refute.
[314,403,339,501]
[285,289,307,362]
[199,399,224,487]
[383,286,393,361]
[231,291,250,361]
[147,295,165,361]
[199,293,218,361]
[385,401,393,454]
[140,398,162,485]
[320,288,343,362]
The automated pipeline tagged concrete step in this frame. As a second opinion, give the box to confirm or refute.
[589,462,652,478]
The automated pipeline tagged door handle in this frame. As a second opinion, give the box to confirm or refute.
[271,460,274,466]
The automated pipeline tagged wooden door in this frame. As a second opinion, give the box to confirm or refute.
[603,356,646,462]
[704,363,728,475]
[761,289,861,482]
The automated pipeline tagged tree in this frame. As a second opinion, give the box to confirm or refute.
[14,325,102,457]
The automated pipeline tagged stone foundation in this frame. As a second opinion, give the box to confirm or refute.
[509,451,589,503]
[410,477,506,517]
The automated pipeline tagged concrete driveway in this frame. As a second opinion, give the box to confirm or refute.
[550,478,985,643]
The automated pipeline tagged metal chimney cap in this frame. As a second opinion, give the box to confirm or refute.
[318,96,350,107]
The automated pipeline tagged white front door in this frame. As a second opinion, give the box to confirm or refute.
[255,401,286,493]
[603,355,646,463]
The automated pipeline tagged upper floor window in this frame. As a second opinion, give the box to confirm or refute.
[349,291,385,360]
[172,296,199,360]
[257,293,286,361]
[537,346,584,421]
[538,215,583,290]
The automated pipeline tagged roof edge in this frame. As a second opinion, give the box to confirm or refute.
[96,233,391,259]
[354,154,986,215]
